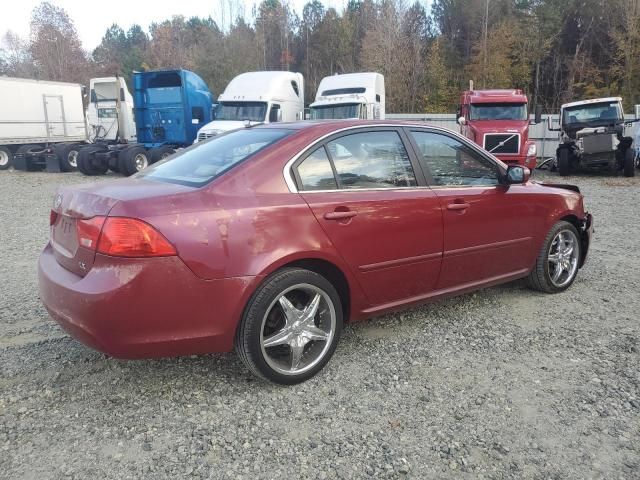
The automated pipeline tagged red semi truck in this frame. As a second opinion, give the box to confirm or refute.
[457,88,542,169]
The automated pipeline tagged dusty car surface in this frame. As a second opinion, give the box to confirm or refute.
[38,120,593,384]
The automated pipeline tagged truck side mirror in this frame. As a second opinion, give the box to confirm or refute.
[534,105,542,124]
[457,116,466,126]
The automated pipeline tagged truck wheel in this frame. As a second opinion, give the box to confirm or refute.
[149,146,175,163]
[120,147,149,176]
[77,146,108,176]
[54,143,81,172]
[108,156,120,173]
[623,148,635,177]
[558,149,570,177]
[16,144,45,171]
[0,146,13,170]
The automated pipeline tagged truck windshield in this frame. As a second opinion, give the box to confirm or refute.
[137,128,292,187]
[310,103,361,120]
[217,102,267,122]
[562,102,623,127]
[469,103,527,121]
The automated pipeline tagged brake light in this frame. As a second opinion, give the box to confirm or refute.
[96,217,176,257]
[77,216,106,249]
[49,210,58,226]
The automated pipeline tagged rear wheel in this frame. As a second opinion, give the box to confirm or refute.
[0,146,12,170]
[16,144,44,171]
[527,221,581,293]
[558,148,570,177]
[623,148,635,177]
[119,146,149,176]
[235,268,343,385]
[54,143,81,172]
[149,146,175,163]
[77,146,108,176]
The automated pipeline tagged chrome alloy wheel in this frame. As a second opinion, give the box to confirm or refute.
[134,153,148,171]
[260,283,336,376]
[548,229,579,288]
[68,150,78,168]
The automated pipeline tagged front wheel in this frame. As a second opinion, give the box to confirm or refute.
[527,221,582,293]
[235,268,343,384]
[558,148,571,177]
[623,148,635,177]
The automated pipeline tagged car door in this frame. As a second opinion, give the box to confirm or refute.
[406,129,535,290]
[293,128,444,306]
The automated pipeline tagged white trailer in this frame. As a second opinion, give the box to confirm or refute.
[195,71,304,142]
[309,73,385,120]
[0,76,88,171]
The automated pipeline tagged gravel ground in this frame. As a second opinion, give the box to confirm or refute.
[0,168,639,480]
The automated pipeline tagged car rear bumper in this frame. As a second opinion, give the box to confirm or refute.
[579,213,594,267]
[38,243,258,358]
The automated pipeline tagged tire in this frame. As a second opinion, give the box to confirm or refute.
[108,156,120,173]
[526,221,582,294]
[77,146,108,176]
[54,143,81,172]
[16,144,45,171]
[235,268,343,385]
[558,148,570,177]
[149,146,175,164]
[119,146,149,176]
[623,148,635,177]
[0,146,13,170]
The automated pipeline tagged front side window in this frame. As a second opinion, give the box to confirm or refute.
[410,131,499,187]
[137,128,291,187]
[326,131,417,189]
[310,104,361,120]
[469,103,527,121]
[297,147,337,191]
[269,104,281,123]
[216,101,267,122]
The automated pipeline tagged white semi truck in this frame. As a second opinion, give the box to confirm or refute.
[195,71,304,142]
[309,73,385,120]
[85,76,136,143]
[0,77,88,171]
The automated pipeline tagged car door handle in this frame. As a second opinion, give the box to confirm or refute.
[447,202,470,211]
[324,211,358,220]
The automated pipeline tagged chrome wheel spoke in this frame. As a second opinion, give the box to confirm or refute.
[552,262,563,282]
[290,337,306,370]
[548,253,560,263]
[278,295,299,325]
[301,293,321,324]
[303,325,329,342]
[263,329,291,348]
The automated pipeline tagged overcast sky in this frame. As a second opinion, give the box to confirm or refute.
[0,0,352,51]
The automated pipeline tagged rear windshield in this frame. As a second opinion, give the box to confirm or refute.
[137,128,292,187]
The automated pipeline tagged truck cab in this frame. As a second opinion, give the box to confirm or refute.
[85,77,136,143]
[457,89,539,169]
[195,71,304,142]
[309,73,385,120]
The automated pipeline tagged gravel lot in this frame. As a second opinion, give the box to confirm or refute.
[0,168,639,480]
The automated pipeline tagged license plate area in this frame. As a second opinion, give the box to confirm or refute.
[52,215,78,258]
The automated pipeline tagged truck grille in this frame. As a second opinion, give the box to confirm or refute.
[484,134,519,155]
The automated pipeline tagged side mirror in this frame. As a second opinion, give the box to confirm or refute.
[505,165,530,184]
[457,116,466,126]
[534,105,542,124]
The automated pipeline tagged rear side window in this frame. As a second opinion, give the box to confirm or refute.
[297,147,337,191]
[138,128,291,187]
[326,131,416,189]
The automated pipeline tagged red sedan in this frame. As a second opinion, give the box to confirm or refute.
[38,121,593,384]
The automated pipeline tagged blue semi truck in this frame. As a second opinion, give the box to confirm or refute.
[77,69,214,176]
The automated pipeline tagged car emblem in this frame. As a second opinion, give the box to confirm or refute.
[78,261,87,271]
[53,194,63,209]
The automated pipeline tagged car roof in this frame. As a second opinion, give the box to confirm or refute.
[252,119,436,134]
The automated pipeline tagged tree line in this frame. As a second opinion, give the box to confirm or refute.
[2,0,640,113]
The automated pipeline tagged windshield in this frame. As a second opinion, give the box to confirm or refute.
[469,103,527,121]
[216,101,268,122]
[562,101,623,127]
[137,128,292,187]
[310,103,361,120]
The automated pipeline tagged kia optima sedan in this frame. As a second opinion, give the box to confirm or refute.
[39,121,593,384]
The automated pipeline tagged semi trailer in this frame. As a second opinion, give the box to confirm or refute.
[309,72,385,120]
[457,86,542,168]
[77,69,214,176]
[195,71,304,141]
[0,77,88,171]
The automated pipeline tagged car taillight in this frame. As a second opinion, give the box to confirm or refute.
[96,217,176,257]
[77,216,106,249]
[49,210,59,226]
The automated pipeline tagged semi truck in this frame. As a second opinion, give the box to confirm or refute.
[85,76,136,143]
[195,71,304,142]
[457,86,542,169]
[0,77,88,171]
[309,72,385,120]
[77,69,214,176]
